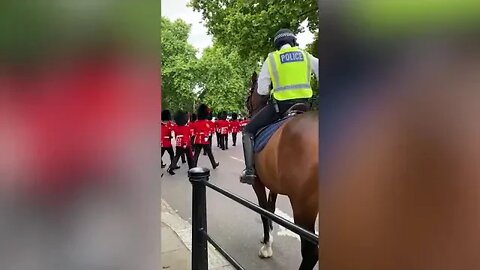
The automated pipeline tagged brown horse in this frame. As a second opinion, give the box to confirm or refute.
[246,72,319,269]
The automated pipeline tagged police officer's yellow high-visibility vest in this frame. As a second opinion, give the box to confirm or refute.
[266,47,312,101]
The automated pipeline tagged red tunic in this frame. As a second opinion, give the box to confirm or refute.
[240,120,249,127]
[173,125,191,148]
[209,120,215,135]
[229,120,240,133]
[192,120,212,145]
[189,122,195,137]
[217,120,229,135]
[161,122,172,147]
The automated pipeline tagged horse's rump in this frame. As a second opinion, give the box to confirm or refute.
[255,111,319,196]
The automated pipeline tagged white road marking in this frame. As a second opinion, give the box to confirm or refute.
[275,208,319,241]
[230,156,244,162]
[275,208,301,241]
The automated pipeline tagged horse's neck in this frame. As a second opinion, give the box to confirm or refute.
[249,89,268,116]
[253,103,266,116]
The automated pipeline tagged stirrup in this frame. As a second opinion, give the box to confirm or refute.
[240,170,256,185]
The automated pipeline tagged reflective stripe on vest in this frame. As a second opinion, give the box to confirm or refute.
[267,47,313,101]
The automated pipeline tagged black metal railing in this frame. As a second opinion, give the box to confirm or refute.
[188,167,319,270]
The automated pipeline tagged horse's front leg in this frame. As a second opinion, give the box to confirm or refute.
[253,180,273,258]
[267,191,278,231]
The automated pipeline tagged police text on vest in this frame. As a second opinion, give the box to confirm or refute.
[280,52,304,64]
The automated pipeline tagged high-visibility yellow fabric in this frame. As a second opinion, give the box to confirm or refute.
[267,47,312,101]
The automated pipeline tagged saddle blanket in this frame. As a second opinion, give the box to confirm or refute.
[254,119,288,153]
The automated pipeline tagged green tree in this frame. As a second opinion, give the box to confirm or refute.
[189,0,318,62]
[306,33,318,57]
[196,43,253,113]
[189,0,319,110]
[161,17,198,111]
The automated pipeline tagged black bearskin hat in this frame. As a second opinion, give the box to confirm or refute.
[173,110,188,126]
[197,104,210,120]
[221,111,228,120]
[231,112,238,120]
[161,110,171,121]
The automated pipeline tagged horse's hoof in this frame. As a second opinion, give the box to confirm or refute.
[258,245,273,258]
[259,234,273,258]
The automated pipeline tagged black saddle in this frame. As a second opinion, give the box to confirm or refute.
[283,102,310,117]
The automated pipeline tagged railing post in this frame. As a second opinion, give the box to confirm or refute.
[188,167,210,270]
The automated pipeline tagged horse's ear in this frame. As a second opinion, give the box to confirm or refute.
[251,71,258,83]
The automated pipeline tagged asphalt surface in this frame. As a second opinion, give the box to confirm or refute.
[161,133,318,270]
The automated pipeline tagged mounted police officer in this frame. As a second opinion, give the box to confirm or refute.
[240,28,319,184]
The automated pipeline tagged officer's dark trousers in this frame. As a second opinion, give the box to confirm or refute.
[193,144,217,168]
[243,99,309,135]
[161,146,174,166]
[216,132,221,147]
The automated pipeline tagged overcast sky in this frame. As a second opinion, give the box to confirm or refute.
[161,0,315,58]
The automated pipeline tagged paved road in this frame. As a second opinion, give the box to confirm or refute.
[162,133,318,270]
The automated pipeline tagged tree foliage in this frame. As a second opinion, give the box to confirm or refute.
[189,0,318,62]
[196,44,254,114]
[162,0,320,114]
[161,17,198,111]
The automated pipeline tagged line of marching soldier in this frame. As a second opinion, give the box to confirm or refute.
[161,105,250,175]
[162,104,244,175]
[214,111,248,150]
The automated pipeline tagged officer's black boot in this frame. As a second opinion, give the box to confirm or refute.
[240,133,256,184]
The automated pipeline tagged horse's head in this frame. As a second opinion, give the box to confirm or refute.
[246,71,268,117]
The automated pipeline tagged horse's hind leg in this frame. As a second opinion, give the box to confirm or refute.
[299,234,318,270]
[253,180,273,258]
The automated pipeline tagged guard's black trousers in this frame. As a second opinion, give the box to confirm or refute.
[193,144,217,168]
[216,132,221,147]
[203,135,213,155]
[170,146,193,169]
[219,134,228,150]
[161,146,174,166]
[231,132,238,146]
